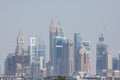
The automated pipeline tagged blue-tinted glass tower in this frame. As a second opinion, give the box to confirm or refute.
[96,34,108,75]
[74,33,82,72]
[54,36,64,75]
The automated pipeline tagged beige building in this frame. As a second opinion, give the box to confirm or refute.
[106,51,112,70]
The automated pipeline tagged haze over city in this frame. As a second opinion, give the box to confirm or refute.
[0,0,120,75]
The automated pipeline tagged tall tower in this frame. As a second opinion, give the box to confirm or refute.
[49,19,57,67]
[74,33,81,72]
[16,31,24,55]
[54,36,64,75]
[79,47,89,73]
[96,34,108,75]
[29,37,40,79]
[15,31,25,77]
[67,39,74,75]
[106,51,112,70]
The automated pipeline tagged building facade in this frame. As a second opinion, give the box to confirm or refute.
[96,34,108,75]
[29,37,40,79]
[54,36,64,75]
[74,33,81,72]
[49,19,57,67]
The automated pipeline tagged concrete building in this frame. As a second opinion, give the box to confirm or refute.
[106,51,112,70]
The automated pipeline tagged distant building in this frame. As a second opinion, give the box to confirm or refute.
[81,41,91,74]
[4,53,16,75]
[4,31,30,77]
[96,34,108,76]
[54,36,64,75]
[38,39,46,70]
[63,39,74,75]
[112,53,120,71]
[79,47,89,73]
[106,51,112,70]
[29,37,40,79]
[74,33,81,72]
[49,19,57,67]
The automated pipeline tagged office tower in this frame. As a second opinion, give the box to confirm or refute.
[4,53,16,75]
[63,39,74,75]
[29,37,40,79]
[4,31,30,76]
[38,39,46,70]
[79,47,89,73]
[106,51,112,70]
[74,33,82,72]
[81,41,91,74]
[112,52,120,71]
[96,34,108,76]
[15,31,25,76]
[49,19,57,67]
[54,36,64,75]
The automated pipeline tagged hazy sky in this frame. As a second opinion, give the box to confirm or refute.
[0,0,120,74]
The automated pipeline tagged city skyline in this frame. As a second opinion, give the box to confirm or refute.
[0,0,120,75]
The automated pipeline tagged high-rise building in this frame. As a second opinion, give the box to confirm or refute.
[29,37,40,79]
[63,39,74,75]
[15,31,28,77]
[49,19,57,67]
[4,31,30,77]
[106,51,112,70]
[54,36,64,75]
[81,41,91,74]
[112,53,120,71]
[38,39,46,70]
[96,34,108,76]
[79,47,89,73]
[74,33,81,72]
[4,53,16,75]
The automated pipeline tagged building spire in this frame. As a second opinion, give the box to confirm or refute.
[16,31,24,55]
[50,18,56,32]
[58,21,64,37]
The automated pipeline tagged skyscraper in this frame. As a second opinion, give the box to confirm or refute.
[54,36,64,75]
[74,33,81,72]
[15,31,25,77]
[29,37,40,79]
[49,19,57,67]
[106,51,112,70]
[96,34,108,75]
[79,47,89,73]
[81,41,91,74]
[38,39,46,70]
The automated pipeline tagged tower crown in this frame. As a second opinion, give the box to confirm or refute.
[16,31,24,55]
[99,34,104,42]
[50,19,56,32]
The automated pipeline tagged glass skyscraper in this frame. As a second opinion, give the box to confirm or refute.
[29,37,40,79]
[49,19,57,67]
[54,36,64,75]
[96,34,108,76]
[74,33,82,72]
